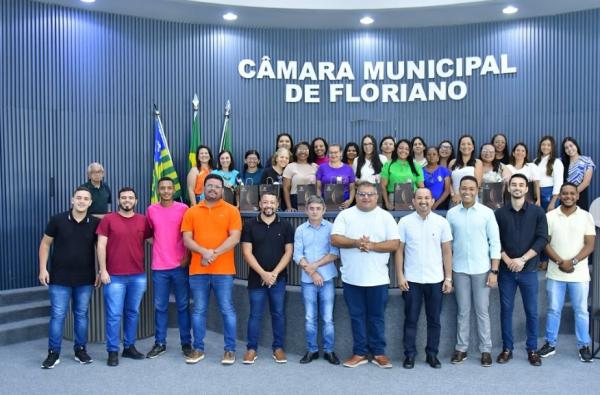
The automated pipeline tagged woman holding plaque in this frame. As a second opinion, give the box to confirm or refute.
[283,142,318,211]
[480,143,505,209]
[502,142,541,206]
[380,139,424,211]
[316,144,355,210]
[534,136,564,211]
[186,145,214,204]
[561,136,595,210]
[449,135,483,205]
[423,146,451,210]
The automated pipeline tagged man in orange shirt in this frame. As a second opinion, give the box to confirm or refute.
[181,174,242,365]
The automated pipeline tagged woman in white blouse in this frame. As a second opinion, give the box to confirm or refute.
[533,136,563,212]
[502,142,541,206]
[353,134,387,183]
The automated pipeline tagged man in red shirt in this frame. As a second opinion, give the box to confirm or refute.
[97,187,152,367]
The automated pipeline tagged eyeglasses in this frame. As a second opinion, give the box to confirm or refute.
[296,148,309,152]
[357,192,377,198]
[205,184,223,190]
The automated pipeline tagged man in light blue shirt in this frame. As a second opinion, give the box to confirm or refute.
[446,175,501,367]
[294,195,340,365]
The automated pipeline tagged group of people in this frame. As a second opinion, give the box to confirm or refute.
[39,153,596,371]
[186,132,596,214]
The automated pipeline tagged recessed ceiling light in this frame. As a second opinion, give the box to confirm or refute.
[223,12,238,21]
[502,6,518,14]
[360,16,374,25]
[80,0,96,3]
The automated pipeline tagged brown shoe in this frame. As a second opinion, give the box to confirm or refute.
[243,349,257,365]
[343,354,368,368]
[451,350,468,364]
[496,349,513,364]
[272,348,287,363]
[528,351,542,366]
[221,351,235,365]
[184,349,205,364]
[481,352,492,367]
[371,355,393,369]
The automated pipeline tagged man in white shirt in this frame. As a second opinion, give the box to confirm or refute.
[331,181,400,369]
[396,188,453,369]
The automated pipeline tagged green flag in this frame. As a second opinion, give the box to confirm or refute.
[188,94,201,170]
[219,100,232,153]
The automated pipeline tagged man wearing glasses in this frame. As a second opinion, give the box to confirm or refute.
[331,181,400,369]
[81,162,112,218]
[181,174,242,365]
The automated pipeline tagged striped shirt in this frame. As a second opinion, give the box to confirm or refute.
[567,155,595,186]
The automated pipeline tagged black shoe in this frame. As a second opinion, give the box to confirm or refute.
[527,351,542,366]
[324,352,341,365]
[579,346,593,363]
[182,344,193,358]
[496,349,513,364]
[146,344,166,359]
[107,351,119,367]
[426,354,442,369]
[403,356,415,369]
[538,342,556,358]
[41,350,60,369]
[451,350,467,364]
[122,345,144,360]
[300,351,319,364]
[481,352,492,367]
[74,348,93,364]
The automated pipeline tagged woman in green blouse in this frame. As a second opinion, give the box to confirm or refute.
[380,139,424,210]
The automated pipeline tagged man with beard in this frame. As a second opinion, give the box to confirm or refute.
[241,192,294,364]
[538,182,596,362]
[396,188,453,369]
[181,174,242,365]
[494,174,548,366]
[39,187,100,369]
[97,187,153,367]
[331,181,400,369]
[145,177,192,359]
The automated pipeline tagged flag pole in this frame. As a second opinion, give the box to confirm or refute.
[219,100,231,153]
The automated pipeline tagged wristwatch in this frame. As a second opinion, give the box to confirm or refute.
[572,258,579,266]
[444,277,453,283]
[520,256,527,263]
[490,269,499,275]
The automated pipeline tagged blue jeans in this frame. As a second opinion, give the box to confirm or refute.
[189,274,236,352]
[498,270,539,351]
[103,274,147,352]
[343,282,388,356]
[301,280,335,352]
[545,279,591,348]
[402,281,443,357]
[152,267,192,346]
[247,279,286,351]
[48,284,93,353]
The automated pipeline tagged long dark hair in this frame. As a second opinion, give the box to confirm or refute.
[379,136,396,153]
[195,145,213,170]
[452,135,477,170]
[561,137,582,182]
[276,133,294,150]
[509,142,529,167]
[309,137,329,163]
[479,143,502,173]
[342,142,360,164]
[242,149,262,172]
[356,135,384,179]
[216,150,235,171]
[437,139,455,164]
[411,136,427,154]
[491,133,510,164]
[391,139,419,177]
[534,136,556,177]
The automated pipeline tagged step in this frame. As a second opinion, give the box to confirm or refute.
[0,286,48,306]
[0,300,51,324]
[0,316,48,346]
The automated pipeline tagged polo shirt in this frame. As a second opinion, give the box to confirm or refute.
[96,212,152,275]
[293,220,339,284]
[380,160,424,192]
[181,199,242,275]
[241,214,294,289]
[546,206,596,282]
[447,202,501,275]
[147,201,188,270]
[331,206,400,287]
[81,180,112,214]
[44,210,100,286]
[398,211,453,284]
[494,201,548,272]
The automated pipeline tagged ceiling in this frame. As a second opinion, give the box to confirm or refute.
[38,0,600,28]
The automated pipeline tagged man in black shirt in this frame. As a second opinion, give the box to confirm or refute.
[494,174,548,366]
[38,186,100,369]
[241,192,294,364]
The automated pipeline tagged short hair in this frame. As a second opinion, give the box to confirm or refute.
[204,173,224,187]
[260,191,279,201]
[72,186,92,198]
[413,187,432,197]
[356,180,378,192]
[328,143,342,152]
[509,173,529,185]
[158,176,173,186]
[459,175,479,187]
[118,187,137,199]
[87,162,104,175]
[560,182,579,193]
[305,195,325,208]
[271,147,291,166]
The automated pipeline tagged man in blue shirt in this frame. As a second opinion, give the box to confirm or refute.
[446,176,501,367]
[293,195,340,365]
[494,174,548,366]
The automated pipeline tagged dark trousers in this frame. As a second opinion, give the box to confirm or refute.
[498,270,539,352]
[402,281,443,358]
[343,282,388,356]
